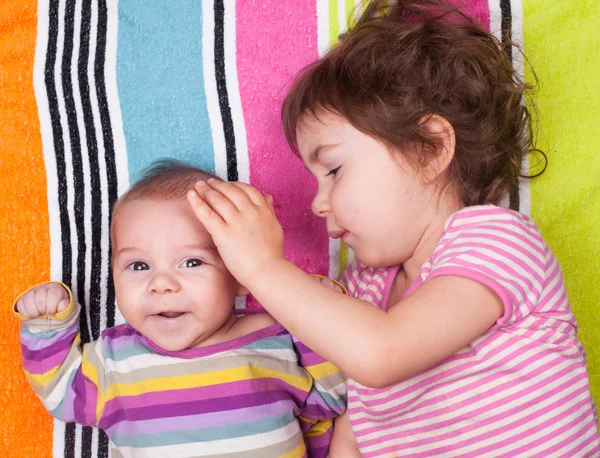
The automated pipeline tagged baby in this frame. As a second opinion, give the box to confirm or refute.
[14,159,347,457]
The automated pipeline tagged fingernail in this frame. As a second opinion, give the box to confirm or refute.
[207,178,215,183]
[196,180,206,187]
[188,190,198,199]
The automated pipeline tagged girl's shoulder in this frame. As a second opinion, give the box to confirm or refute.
[436,204,547,257]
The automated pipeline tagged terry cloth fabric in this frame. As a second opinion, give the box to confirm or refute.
[1,0,598,456]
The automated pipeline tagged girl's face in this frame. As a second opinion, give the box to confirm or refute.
[297,112,442,268]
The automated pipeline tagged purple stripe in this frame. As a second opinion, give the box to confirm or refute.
[19,321,78,350]
[103,332,146,352]
[23,346,74,375]
[293,340,327,367]
[143,323,287,358]
[100,384,306,429]
[105,399,299,436]
[101,378,306,418]
[102,323,139,340]
[73,369,99,426]
[21,327,79,362]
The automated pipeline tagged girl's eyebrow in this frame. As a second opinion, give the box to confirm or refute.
[309,143,339,163]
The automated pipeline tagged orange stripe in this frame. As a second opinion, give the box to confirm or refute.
[0,1,53,455]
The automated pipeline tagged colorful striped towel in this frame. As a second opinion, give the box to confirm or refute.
[1,0,598,456]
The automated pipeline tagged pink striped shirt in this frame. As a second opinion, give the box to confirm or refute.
[341,205,599,457]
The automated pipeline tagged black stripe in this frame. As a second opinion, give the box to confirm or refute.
[499,0,520,211]
[96,0,118,334]
[77,1,101,455]
[213,0,238,181]
[44,0,76,456]
[499,0,513,62]
[62,0,90,344]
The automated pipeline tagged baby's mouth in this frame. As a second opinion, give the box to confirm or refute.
[158,311,185,319]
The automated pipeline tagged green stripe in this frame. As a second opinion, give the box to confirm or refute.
[329,0,340,47]
[523,0,600,408]
[112,412,298,447]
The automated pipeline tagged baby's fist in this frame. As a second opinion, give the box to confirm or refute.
[16,283,70,319]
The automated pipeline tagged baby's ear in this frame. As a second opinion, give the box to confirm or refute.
[235,283,249,297]
[418,114,456,182]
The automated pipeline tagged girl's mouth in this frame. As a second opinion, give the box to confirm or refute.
[158,311,185,319]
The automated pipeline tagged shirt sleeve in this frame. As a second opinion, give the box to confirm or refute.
[14,282,106,427]
[426,208,548,327]
[293,337,348,458]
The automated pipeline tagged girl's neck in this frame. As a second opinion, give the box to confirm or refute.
[393,196,464,302]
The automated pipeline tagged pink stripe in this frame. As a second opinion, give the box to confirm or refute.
[354,357,583,440]
[350,329,562,422]
[236,1,327,310]
[446,221,545,253]
[366,382,591,456]
[349,326,561,410]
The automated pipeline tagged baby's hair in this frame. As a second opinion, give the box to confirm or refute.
[111,159,221,237]
[282,0,546,206]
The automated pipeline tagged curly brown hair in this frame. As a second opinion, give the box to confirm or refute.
[282,0,545,207]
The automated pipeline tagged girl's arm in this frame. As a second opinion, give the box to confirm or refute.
[187,181,503,388]
[330,411,361,458]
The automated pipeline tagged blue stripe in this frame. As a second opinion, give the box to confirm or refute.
[116,0,215,180]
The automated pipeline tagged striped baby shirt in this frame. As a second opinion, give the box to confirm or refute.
[341,205,599,457]
[15,290,347,458]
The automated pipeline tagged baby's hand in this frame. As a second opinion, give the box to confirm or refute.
[310,275,348,295]
[15,283,70,319]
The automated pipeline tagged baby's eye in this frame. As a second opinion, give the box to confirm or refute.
[127,261,149,271]
[182,258,203,268]
[326,166,341,177]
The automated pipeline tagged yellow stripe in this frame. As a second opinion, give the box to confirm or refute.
[279,442,308,458]
[105,366,312,401]
[26,334,82,387]
[306,360,341,380]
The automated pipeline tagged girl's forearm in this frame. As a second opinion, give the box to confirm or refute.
[246,259,391,384]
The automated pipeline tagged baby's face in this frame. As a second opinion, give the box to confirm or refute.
[111,198,242,352]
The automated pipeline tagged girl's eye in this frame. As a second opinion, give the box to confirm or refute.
[127,261,149,271]
[182,258,203,268]
[326,166,341,177]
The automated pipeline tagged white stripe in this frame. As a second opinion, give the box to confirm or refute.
[338,0,347,36]
[510,0,530,217]
[54,0,80,294]
[53,419,66,458]
[202,0,227,180]
[34,0,62,281]
[317,0,330,56]
[74,424,83,458]
[104,0,128,326]
[222,0,248,309]
[329,237,341,280]
[71,0,95,342]
[488,0,502,42]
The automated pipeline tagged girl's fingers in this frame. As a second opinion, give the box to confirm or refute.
[187,186,226,235]
[192,181,240,222]
[230,182,271,207]
[204,179,257,211]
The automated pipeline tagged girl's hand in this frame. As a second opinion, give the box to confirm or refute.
[187,179,285,286]
[16,283,70,319]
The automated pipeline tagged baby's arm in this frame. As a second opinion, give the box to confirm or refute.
[14,282,105,427]
[330,411,361,458]
[294,338,347,458]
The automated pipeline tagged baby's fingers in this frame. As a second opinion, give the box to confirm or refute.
[16,289,43,318]
[45,284,70,315]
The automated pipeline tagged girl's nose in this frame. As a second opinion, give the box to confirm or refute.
[148,271,181,295]
[311,187,330,218]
